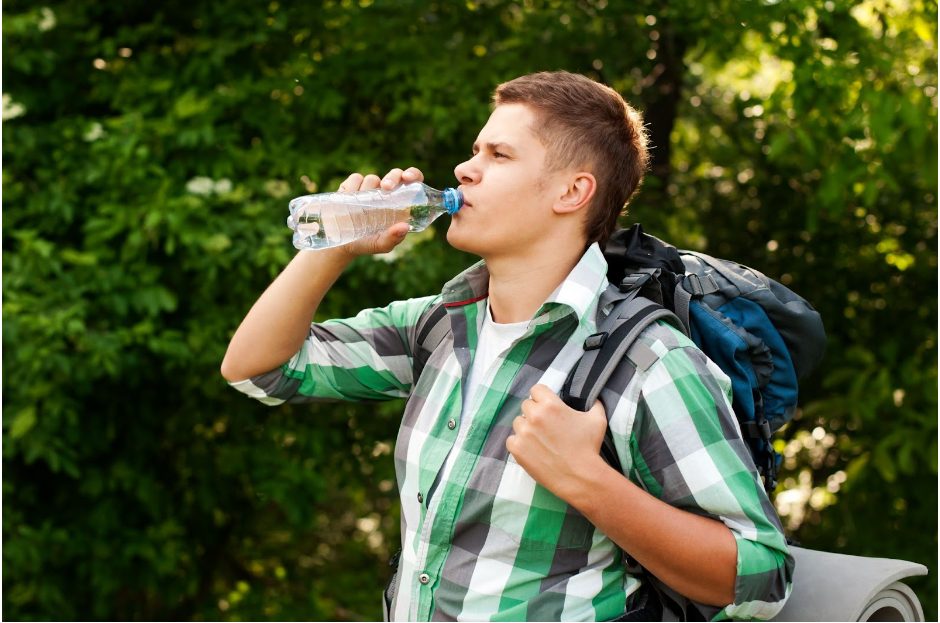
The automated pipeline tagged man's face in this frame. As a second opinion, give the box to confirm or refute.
[447,103,568,260]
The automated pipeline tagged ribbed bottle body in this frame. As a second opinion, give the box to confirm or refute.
[286,182,461,250]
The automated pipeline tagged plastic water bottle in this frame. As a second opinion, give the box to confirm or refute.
[286,182,463,251]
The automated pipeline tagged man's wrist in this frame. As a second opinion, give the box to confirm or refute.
[298,244,357,262]
[561,453,624,514]
[291,245,358,278]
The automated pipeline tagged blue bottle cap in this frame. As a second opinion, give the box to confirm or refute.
[443,188,463,215]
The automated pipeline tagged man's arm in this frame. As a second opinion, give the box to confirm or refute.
[506,384,737,607]
[572,456,739,607]
[220,168,424,382]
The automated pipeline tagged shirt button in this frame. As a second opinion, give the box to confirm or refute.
[447,419,457,430]
[417,492,424,504]
[419,573,431,585]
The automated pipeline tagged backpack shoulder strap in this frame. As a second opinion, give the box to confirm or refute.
[413,300,449,382]
[563,295,684,413]
[562,293,683,474]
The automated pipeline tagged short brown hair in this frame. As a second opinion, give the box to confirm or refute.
[493,71,649,247]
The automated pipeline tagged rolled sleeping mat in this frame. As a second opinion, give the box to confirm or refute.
[771,546,928,622]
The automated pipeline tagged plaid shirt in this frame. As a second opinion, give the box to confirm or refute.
[231,244,793,621]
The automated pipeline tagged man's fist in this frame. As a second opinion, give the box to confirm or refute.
[506,383,609,504]
[334,167,425,257]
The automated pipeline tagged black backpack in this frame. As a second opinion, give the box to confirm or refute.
[560,225,827,491]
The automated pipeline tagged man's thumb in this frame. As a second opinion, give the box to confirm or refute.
[588,399,606,420]
[373,224,409,253]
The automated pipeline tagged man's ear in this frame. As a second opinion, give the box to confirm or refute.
[553,172,596,215]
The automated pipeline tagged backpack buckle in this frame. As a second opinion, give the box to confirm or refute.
[619,272,651,293]
[684,274,704,296]
[583,332,607,350]
[745,419,773,441]
[682,273,719,297]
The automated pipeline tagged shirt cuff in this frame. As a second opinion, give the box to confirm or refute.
[228,378,287,406]
[713,533,793,621]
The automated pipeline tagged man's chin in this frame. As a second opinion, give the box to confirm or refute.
[445,223,479,255]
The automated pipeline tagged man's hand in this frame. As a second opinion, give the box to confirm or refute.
[506,383,610,504]
[336,167,425,257]
[220,165,425,382]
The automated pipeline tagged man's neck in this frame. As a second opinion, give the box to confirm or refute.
[484,248,585,324]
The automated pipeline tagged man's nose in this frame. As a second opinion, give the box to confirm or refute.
[454,157,480,185]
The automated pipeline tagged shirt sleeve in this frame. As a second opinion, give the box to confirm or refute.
[229,295,440,405]
[625,340,794,621]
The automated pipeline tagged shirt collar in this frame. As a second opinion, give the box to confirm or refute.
[538,242,610,324]
[441,259,490,309]
[440,243,610,322]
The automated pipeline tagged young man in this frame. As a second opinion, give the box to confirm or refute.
[222,71,793,621]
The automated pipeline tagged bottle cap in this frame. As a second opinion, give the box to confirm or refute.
[443,188,463,215]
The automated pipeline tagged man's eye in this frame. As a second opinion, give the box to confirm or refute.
[493,152,507,159]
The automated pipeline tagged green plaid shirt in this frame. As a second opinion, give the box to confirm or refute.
[231,244,792,621]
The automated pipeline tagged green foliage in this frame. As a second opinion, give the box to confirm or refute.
[3,0,936,620]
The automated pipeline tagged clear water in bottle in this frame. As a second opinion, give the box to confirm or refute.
[286,182,463,251]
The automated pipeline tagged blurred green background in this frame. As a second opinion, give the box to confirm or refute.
[3,0,937,620]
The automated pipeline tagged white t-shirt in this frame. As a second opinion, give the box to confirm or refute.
[461,300,529,421]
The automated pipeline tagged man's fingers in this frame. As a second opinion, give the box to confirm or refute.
[528,384,558,404]
[342,168,424,193]
[338,173,364,192]
[362,174,381,190]
[402,167,424,182]
[381,167,425,190]
[521,395,534,413]
[337,172,381,192]
[588,400,606,419]
[381,168,404,190]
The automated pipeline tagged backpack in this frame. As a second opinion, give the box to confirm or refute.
[560,224,827,492]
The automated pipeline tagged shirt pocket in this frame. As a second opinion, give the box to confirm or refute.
[489,455,595,552]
